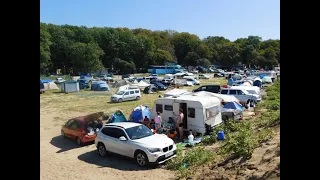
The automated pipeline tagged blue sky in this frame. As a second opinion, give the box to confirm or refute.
[40,0,280,41]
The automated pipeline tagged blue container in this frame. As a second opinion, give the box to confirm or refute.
[217,131,225,140]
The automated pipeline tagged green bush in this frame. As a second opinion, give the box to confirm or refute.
[257,128,275,143]
[219,122,258,158]
[166,147,215,177]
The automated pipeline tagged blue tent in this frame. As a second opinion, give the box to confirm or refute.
[223,102,244,112]
[91,81,110,91]
[128,105,151,123]
[41,79,53,83]
[108,110,127,123]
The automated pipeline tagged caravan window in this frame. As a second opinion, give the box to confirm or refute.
[229,90,237,95]
[164,105,173,111]
[188,108,195,118]
[206,106,221,119]
[221,90,228,94]
[236,90,245,95]
[156,104,163,113]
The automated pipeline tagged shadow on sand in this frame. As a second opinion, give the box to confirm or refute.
[78,150,156,171]
[50,135,93,153]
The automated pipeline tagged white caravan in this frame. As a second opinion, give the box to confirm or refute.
[151,95,222,134]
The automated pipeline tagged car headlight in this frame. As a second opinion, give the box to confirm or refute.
[147,148,161,153]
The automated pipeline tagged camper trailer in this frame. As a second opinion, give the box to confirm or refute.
[151,95,222,134]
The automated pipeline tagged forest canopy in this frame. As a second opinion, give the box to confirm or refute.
[40,22,280,74]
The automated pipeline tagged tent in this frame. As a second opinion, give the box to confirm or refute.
[192,91,240,104]
[164,88,189,97]
[91,81,110,91]
[128,105,151,123]
[61,80,79,93]
[262,76,273,84]
[240,82,252,87]
[253,78,262,88]
[143,85,157,94]
[108,110,127,123]
[131,80,150,89]
[223,101,244,112]
[43,82,59,90]
[112,80,128,88]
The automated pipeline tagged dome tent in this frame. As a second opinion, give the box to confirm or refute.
[128,105,151,123]
[108,110,127,123]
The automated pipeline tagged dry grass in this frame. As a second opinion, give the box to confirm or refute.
[40,77,227,118]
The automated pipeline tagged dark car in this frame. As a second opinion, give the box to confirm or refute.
[192,85,221,93]
[150,81,167,90]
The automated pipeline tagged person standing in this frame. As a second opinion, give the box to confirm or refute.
[154,112,162,130]
[177,109,184,139]
[227,74,234,86]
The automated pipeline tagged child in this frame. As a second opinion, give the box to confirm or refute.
[188,130,194,145]
[154,112,162,130]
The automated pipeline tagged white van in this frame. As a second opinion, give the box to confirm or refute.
[220,88,261,104]
[111,87,141,103]
[230,86,261,95]
[151,95,222,134]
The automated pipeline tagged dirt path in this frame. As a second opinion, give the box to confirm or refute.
[40,103,175,180]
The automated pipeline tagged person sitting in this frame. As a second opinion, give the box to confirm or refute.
[187,130,195,146]
[142,116,150,126]
[149,119,155,129]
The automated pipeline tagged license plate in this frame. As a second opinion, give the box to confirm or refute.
[165,151,173,158]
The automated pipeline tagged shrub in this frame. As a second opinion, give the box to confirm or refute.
[219,122,258,158]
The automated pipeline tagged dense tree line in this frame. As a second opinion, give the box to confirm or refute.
[40,22,280,75]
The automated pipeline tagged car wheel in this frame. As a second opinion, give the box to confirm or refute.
[118,98,123,103]
[76,137,82,146]
[61,130,65,138]
[136,96,140,100]
[135,151,149,167]
[97,143,107,157]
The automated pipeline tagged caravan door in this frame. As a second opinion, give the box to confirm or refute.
[172,102,180,121]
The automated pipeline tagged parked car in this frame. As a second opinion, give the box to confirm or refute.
[151,74,159,80]
[161,79,173,86]
[185,78,200,85]
[95,122,177,167]
[220,88,261,104]
[192,84,221,93]
[110,88,141,103]
[198,74,209,79]
[61,116,103,145]
[55,77,66,84]
[150,81,167,90]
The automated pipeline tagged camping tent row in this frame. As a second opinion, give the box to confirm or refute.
[108,105,151,123]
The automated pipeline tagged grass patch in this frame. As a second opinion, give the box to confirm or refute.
[166,147,215,178]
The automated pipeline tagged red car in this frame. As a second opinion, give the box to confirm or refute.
[61,113,103,145]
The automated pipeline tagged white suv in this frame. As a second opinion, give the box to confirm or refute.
[95,122,177,167]
[110,88,141,103]
[220,88,261,104]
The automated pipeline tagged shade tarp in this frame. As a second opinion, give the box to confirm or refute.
[164,88,189,97]
[192,91,240,103]
[223,101,244,112]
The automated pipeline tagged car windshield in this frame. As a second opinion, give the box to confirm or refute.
[125,125,153,140]
[116,91,125,95]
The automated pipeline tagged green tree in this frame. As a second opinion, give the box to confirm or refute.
[218,42,241,66]
[40,23,52,74]
[112,58,136,74]
[69,42,104,73]
[185,52,200,66]
[198,58,211,68]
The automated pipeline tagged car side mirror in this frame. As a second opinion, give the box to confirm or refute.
[119,136,127,141]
